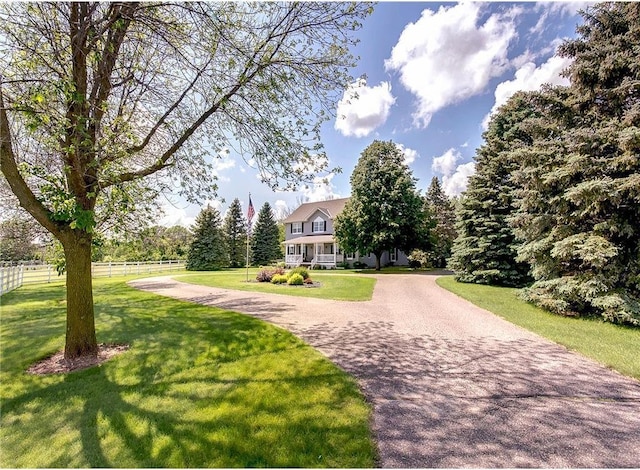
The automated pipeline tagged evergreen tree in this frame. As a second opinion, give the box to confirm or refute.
[449,92,536,286]
[512,3,640,325]
[223,198,248,268]
[424,177,457,268]
[250,202,281,266]
[186,205,228,271]
[334,140,426,270]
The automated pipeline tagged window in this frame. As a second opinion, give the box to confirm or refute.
[346,252,355,260]
[312,216,326,233]
[287,245,296,255]
[291,222,302,234]
[390,248,397,262]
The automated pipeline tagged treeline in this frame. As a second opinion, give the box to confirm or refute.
[186,198,282,270]
[449,3,640,326]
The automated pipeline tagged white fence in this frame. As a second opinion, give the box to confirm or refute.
[0,260,186,296]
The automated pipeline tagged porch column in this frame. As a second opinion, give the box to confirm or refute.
[333,242,337,265]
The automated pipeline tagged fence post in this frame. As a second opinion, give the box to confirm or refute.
[19,265,24,288]
[0,266,4,296]
[47,265,52,283]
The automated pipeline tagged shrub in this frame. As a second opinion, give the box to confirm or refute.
[290,266,309,279]
[287,273,304,285]
[303,277,314,285]
[353,261,368,269]
[271,274,288,284]
[337,261,350,269]
[408,249,430,268]
[256,269,274,282]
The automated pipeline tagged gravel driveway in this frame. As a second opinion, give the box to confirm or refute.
[129,272,640,468]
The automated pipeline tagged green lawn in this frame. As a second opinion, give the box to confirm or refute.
[0,277,375,468]
[437,276,640,380]
[177,268,376,301]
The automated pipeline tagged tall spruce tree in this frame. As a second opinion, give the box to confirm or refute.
[424,177,456,268]
[334,140,426,270]
[250,202,281,266]
[449,92,537,286]
[186,205,228,271]
[223,198,248,268]
[512,3,640,325]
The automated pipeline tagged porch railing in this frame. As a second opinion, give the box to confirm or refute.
[312,254,336,266]
[285,254,303,266]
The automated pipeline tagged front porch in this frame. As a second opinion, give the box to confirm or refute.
[284,235,344,268]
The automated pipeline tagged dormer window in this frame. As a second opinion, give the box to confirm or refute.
[291,222,303,234]
[312,216,326,233]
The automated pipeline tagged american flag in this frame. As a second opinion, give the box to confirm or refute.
[247,195,255,224]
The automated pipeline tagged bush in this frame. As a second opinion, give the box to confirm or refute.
[408,249,430,268]
[337,261,350,269]
[271,274,288,284]
[287,273,304,285]
[353,261,368,269]
[303,277,314,285]
[290,266,309,279]
[256,269,274,282]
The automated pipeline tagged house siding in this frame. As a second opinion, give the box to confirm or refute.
[283,198,410,267]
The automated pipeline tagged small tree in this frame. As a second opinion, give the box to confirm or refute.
[424,177,456,268]
[0,214,48,261]
[186,205,228,271]
[335,140,426,270]
[250,202,281,266]
[223,198,248,268]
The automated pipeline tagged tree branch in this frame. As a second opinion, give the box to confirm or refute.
[0,83,62,237]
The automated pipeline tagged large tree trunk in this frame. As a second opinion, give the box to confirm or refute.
[61,230,98,360]
[375,252,382,271]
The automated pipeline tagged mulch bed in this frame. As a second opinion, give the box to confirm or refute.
[27,343,130,375]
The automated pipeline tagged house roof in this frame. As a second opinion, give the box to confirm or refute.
[283,197,350,223]
[282,234,336,245]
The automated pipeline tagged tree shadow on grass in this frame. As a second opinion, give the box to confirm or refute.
[0,283,374,468]
[297,321,640,468]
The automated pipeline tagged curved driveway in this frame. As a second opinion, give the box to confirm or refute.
[129,272,640,468]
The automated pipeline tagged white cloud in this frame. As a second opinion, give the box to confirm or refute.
[442,162,476,197]
[483,54,572,128]
[301,173,340,202]
[274,199,289,220]
[396,143,419,166]
[432,148,461,176]
[335,78,395,137]
[158,201,196,228]
[432,148,475,196]
[385,3,518,128]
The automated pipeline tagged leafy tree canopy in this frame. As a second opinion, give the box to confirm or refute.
[0,1,373,359]
[334,140,426,270]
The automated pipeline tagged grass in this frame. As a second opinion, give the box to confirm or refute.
[0,276,375,468]
[177,268,376,301]
[436,276,640,380]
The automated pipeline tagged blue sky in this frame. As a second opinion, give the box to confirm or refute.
[159,1,590,227]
